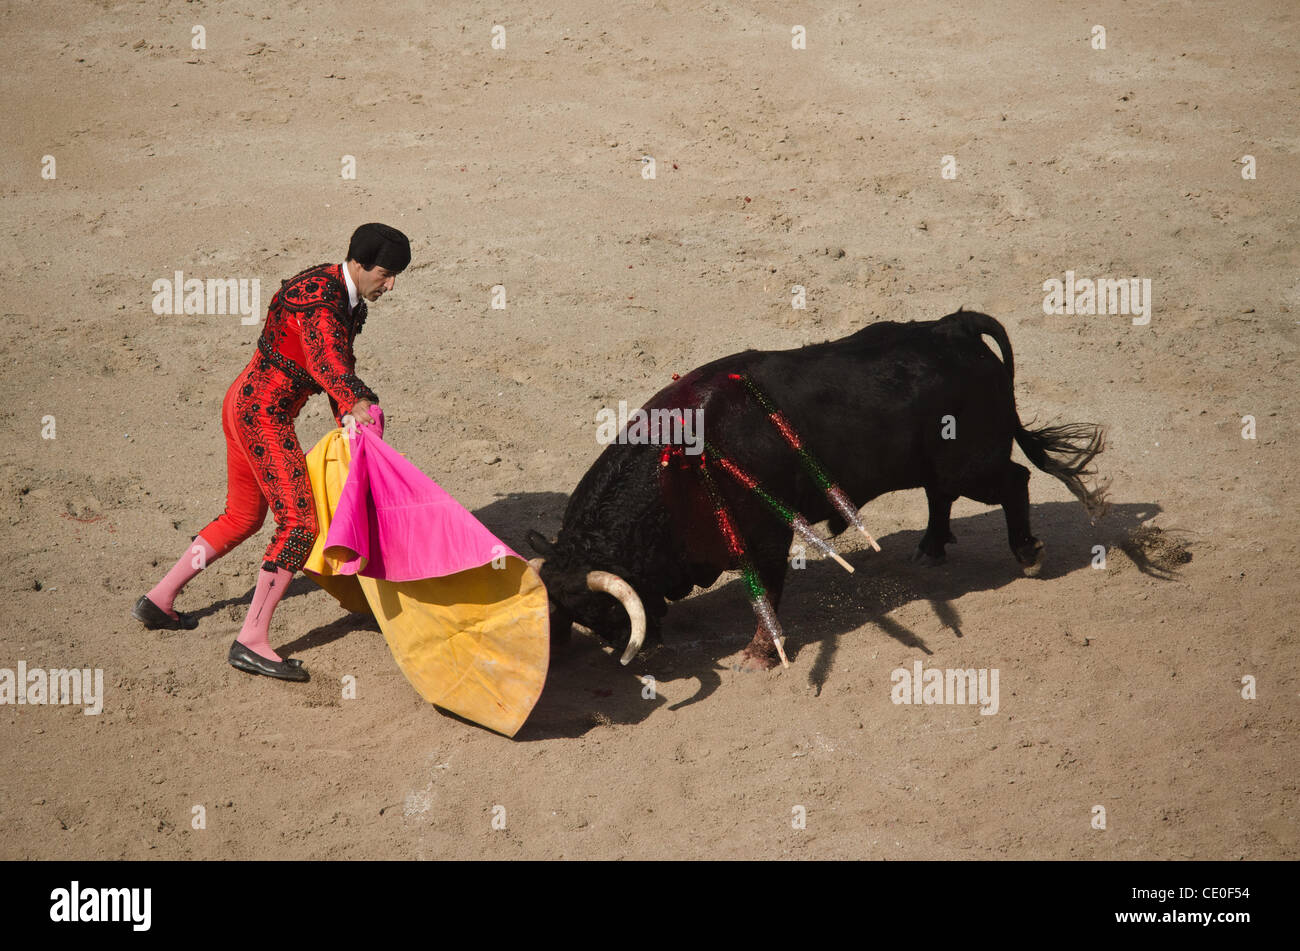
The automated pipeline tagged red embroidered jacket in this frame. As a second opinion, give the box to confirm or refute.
[251,262,377,423]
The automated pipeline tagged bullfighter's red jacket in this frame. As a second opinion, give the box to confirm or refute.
[256,262,378,421]
[198,262,379,573]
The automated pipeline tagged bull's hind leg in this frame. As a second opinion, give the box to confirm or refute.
[999,462,1044,576]
[955,462,1042,576]
[914,486,958,565]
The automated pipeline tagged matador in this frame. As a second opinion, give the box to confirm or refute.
[133,223,412,682]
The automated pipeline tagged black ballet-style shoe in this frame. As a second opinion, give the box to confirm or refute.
[227,641,310,682]
[132,595,199,631]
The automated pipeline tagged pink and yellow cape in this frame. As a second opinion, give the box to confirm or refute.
[302,416,548,737]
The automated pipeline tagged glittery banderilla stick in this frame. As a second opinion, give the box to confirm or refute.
[707,445,855,573]
[727,374,881,552]
[826,485,882,552]
[697,458,790,668]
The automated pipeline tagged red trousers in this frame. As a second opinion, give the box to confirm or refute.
[198,363,318,572]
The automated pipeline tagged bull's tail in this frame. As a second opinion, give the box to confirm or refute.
[955,308,1016,385]
[952,308,1110,520]
[1014,422,1110,520]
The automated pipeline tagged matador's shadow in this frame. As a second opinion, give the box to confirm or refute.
[181,492,570,654]
[181,574,323,627]
[475,494,1166,741]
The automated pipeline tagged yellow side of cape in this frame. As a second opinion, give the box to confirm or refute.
[303,429,370,615]
[304,429,549,737]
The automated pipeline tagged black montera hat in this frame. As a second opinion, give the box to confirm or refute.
[347,223,412,273]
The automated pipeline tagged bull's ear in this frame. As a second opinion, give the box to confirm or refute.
[526,530,556,555]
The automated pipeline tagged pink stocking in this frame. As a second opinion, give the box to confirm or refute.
[147,536,220,618]
[236,566,294,662]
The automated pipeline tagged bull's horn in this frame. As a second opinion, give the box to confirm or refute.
[586,571,646,665]
[527,557,545,574]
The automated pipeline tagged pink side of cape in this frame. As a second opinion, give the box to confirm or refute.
[323,412,517,582]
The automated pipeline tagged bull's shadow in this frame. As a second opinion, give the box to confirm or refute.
[476,495,1162,741]
[471,491,570,555]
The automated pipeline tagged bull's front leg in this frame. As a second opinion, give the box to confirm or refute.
[549,604,574,649]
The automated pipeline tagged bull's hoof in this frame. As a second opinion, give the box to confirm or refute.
[1018,539,1045,577]
[736,646,781,672]
[912,547,946,567]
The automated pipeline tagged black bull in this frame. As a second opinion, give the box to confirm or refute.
[528,309,1108,669]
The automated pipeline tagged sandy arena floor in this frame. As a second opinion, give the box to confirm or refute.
[1,0,1296,859]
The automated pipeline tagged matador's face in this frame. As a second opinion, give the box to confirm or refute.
[355,264,397,302]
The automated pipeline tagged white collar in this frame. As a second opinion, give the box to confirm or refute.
[340,262,359,310]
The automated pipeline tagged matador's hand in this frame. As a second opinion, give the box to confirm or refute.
[349,398,376,426]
